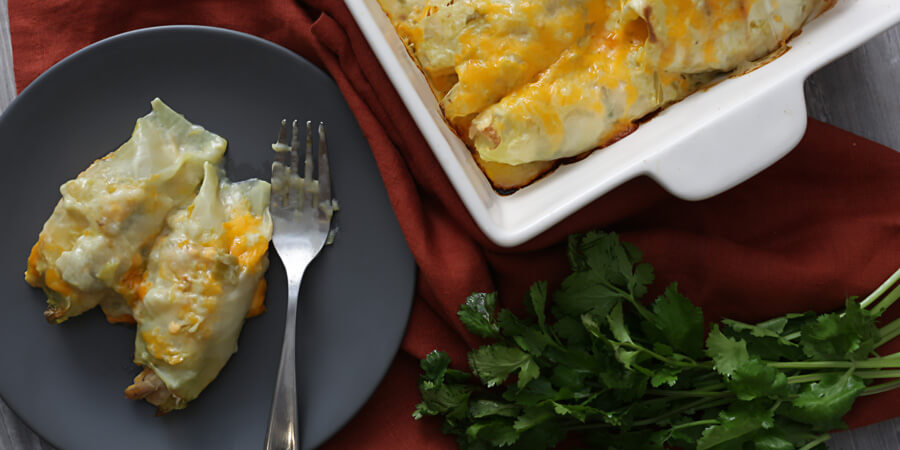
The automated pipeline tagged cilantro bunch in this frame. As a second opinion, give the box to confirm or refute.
[413,231,900,449]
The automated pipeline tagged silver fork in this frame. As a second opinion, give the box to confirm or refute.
[265,119,333,450]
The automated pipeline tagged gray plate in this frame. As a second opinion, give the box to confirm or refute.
[0,26,414,450]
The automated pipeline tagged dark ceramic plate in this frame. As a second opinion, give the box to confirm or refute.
[0,26,414,450]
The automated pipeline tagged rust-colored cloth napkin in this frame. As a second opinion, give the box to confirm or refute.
[10,0,900,448]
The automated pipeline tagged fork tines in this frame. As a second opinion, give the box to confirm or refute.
[270,119,330,212]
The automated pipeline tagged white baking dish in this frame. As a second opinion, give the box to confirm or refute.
[345,0,900,247]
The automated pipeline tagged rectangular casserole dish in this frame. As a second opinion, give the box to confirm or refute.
[346,0,900,247]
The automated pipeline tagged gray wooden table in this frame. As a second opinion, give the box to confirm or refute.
[0,1,898,449]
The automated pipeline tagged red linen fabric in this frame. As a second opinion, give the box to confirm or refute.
[9,1,900,448]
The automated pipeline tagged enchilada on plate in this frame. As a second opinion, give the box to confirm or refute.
[25,99,274,413]
[126,163,272,412]
[25,99,226,323]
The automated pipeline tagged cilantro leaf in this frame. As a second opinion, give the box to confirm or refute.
[458,292,502,339]
[469,344,540,388]
[581,311,604,338]
[413,381,473,420]
[800,299,878,361]
[706,325,750,376]
[503,378,560,406]
[513,404,556,431]
[767,420,824,447]
[721,326,805,362]
[697,400,775,450]
[566,231,618,272]
[556,232,654,318]
[420,350,469,389]
[727,360,788,401]
[552,272,621,317]
[525,281,549,333]
[631,263,655,300]
[414,351,474,420]
[593,304,645,370]
[552,315,588,345]
[646,283,705,358]
[706,326,788,399]
[585,430,662,450]
[466,419,519,447]
[518,359,541,389]
[723,317,788,338]
[497,309,555,357]
[650,366,680,388]
[541,343,601,378]
[547,366,586,396]
[550,401,598,422]
[752,433,795,450]
[660,417,706,448]
[618,243,655,300]
[469,399,520,418]
[508,425,567,450]
[586,337,649,399]
[784,371,865,430]
[420,350,452,389]
[607,302,633,344]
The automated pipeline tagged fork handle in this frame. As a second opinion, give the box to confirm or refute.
[265,273,304,450]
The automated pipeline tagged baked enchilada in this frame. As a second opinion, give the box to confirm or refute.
[25,99,274,412]
[378,0,834,190]
[25,98,227,323]
[126,163,272,412]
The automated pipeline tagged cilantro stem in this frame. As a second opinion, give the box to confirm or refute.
[567,396,723,431]
[875,317,900,349]
[667,419,719,432]
[861,379,900,396]
[870,283,900,318]
[769,361,854,370]
[755,316,785,330]
[787,373,826,384]
[767,356,900,370]
[618,341,707,368]
[632,397,734,427]
[564,422,611,432]
[598,279,656,323]
[769,400,783,414]
[797,433,831,450]
[854,369,900,379]
[789,370,900,383]
[568,406,724,433]
[859,267,900,311]
[646,388,729,398]
[695,382,727,392]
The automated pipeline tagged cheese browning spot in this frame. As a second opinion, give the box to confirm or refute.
[116,255,147,306]
[105,313,136,325]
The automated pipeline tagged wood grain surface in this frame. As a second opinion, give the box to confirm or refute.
[0,0,13,108]
[0,2,898,449]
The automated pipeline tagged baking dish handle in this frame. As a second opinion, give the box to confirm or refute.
[646,77,808,201]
